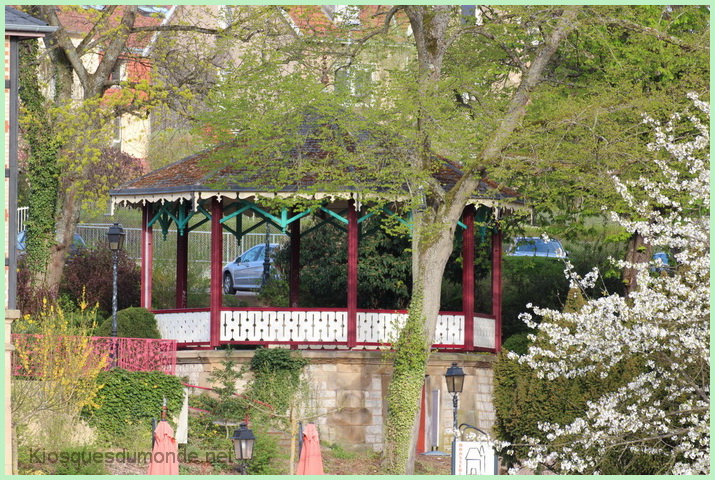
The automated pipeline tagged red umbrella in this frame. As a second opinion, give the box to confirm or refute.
[148,421,179,475]
[297,423,324,475]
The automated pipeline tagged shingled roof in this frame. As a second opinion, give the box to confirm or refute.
[5,6,57,35]
[111,114,524,212]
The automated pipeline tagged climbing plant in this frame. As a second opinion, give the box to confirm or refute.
[18,39,60,281]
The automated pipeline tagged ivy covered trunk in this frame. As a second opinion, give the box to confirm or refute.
[381,6,579,474]
[383,210,458,474]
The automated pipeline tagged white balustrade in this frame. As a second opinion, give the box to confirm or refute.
[356,311,407,344]
[156,311,210,344]
[434,313,465,345]
[155,308,496,350]
[473,315,496,349]
[221,310,348,343]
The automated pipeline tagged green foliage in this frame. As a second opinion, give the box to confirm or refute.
[151,237,211,309]
[496,5,709,233]
[272,216,413,309]
[501,332,531,355]
[187,392,288,474]
[257,277,289,307]
[18,38,60,276]
[383,296,429,474]
[95,307,160,339]
[245,348,310,418]
[325,442,357,460]
[501,257,569,338]
[83,368,184,444]
[52,446,109,475]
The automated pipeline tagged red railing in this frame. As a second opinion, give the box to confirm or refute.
[12,334,177,376]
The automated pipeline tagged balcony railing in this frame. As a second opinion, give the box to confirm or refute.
[12,334,177,376]
[154,308,496,351]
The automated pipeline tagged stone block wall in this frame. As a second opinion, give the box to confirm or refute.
[175,349,496,453]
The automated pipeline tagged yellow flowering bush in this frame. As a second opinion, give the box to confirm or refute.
[12,299,109,427]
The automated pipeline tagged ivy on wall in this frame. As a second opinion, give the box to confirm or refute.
[18,39,60,278]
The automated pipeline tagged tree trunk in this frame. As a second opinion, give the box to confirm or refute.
[623,231,652,296]
[382,210,458,474]
[43,186,82,292]
[382,6,581,474]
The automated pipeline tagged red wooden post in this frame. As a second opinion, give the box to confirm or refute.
[491,227,503,352]
[176,230,188,308]
[210,198,223,348]
[462,205,475,351]
[347,199,359,348]
[141,204,153,310]
[289,214,301,308]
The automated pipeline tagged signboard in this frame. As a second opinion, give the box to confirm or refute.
[453,440,498,475]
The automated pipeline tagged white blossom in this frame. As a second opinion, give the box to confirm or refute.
[502,98,709,474]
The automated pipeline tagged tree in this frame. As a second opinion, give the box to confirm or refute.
[504,97,709,474]
[194,5,705,473]
[18,5,275,294]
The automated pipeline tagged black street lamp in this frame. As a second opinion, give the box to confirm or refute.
[107,223,125,338]
[262,223,271,287]
[231,422,256,475]
[446,362,466,474]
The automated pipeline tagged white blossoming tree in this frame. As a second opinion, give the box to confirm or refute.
[504,96,709,475]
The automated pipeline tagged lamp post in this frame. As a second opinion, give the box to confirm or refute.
[107,223,125,338]
[230,422,256,475]
[446,362,466,475]
[262,223,271,287]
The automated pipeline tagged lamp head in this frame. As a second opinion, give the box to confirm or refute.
[445,362,466,394]
[107,223,125,251]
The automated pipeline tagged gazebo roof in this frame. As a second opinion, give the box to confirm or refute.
[111,113,525,213]
[110,142,523,214]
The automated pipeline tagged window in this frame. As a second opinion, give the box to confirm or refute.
[324,5,361,27]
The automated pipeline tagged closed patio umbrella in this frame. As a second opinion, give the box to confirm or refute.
[296,423,324,475]
[148,420,179,475]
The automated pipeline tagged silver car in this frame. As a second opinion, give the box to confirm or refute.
[509,236,567,259]
[223,243,278,293]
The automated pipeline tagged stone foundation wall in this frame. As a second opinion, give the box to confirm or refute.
[176,349,495,452]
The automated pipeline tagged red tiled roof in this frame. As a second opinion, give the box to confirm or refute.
[284,5,409,38]
[56,5,166,51]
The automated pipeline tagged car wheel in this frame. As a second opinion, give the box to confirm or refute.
[223,273,236,295]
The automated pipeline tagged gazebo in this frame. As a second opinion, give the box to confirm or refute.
[110,137,525,353]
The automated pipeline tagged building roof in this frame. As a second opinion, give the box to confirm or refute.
[55,5,167,51]
[5,6,57,35]
[110,117,524,213]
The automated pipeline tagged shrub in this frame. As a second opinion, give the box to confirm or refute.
[94,307,160,338]
[12,303,108,428]
[83,368,184,444]
[52,446,109,475]
[500,257,569,338]
[501,332,531,355]
[493,344,652,473]
[60,245,140,317]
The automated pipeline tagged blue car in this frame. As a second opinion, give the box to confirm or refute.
[508,236,568,259]
[651,251,670,273]
[223,243,279,293]
[16,230,86,257]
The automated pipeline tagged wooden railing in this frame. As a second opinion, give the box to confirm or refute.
[154,308,497,352]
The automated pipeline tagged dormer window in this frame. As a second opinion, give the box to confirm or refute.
[324,5,361,27]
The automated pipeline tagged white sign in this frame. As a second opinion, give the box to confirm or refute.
[454,440,498,475]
